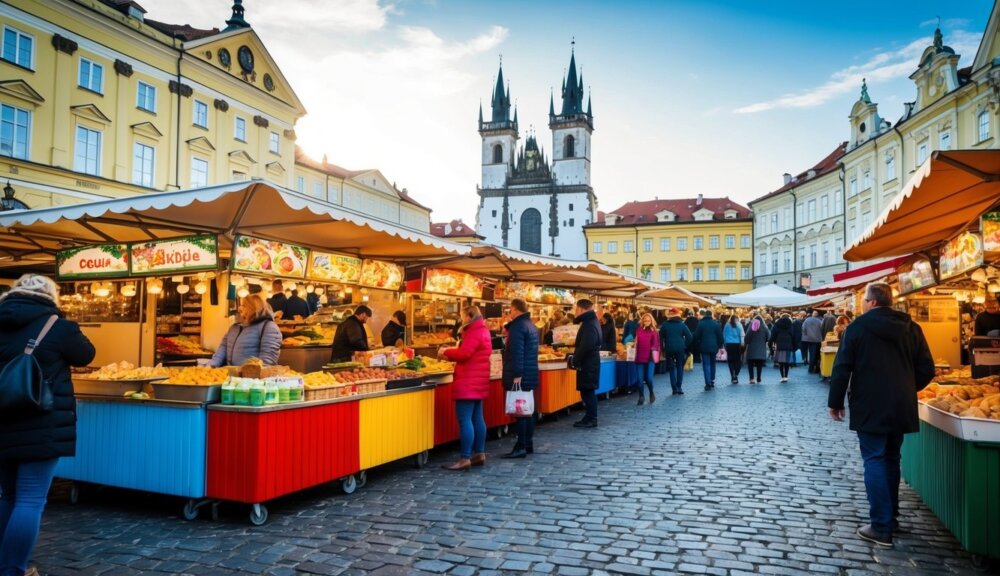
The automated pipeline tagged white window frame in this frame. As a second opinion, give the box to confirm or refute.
[725,266,735,281]
[642,238,652,252]
[132,142,155,187]
[807,199,816,223]
[269,131,280,154]
[660,268,670,282]
[676,267,688,281]
[591,241,602,254]
[917,142,929,165]
[313,181,323,198]
[725,235,735,249]
[709,235,719,249]
[660,238,670,251]
[623,240,634,253]
[78,57,104,94]
[741,265,751,280]
[862,170,871,190]
[693,236,703,250]
[708,266,719,281]
[73,125,102,176]
[234,116,247,141]
[834,190,843,215]
[296,176,305,193]
[607,241,618,254]
[193,100,209,129]
[693,266,703,281]
[741,235,751,249]
[821,195,829,219]
[939,131,951,151]
[849,178,858,197]
[0,103,31,160]
[190,156,209,187]
[677,237,688,251]
[2,25,34,69]
[979,110,990,143]
[136,81,156,113]
[783,250,791,272]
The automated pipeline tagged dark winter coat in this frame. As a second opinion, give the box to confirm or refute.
[660,318,693,354]
[210,316,282,367]
[821,313,837,340]
[683,316,700,351]
[0,293,96,461]
[331,315,369,362]
[791,318,803,349]
[503,312,539,392]
[283,295,311,319]
[829,306,935,434]
[743,320,771,361]
[380,320,405,347]
[769,316,796,352]
[600,318,617,353]
[801,316,824,343]
[268,292,287,317]
[572,310,602,390]
[692,317,724,355]
[443,317,492,400]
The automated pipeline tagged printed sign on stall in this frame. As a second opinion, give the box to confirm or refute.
[494,280,537,301]
[307,251,362,284]
[56,244,130,280]
[897,256,937,296]
[982,211,1000,252]
[231,235,308,278]
[130,235,218,276]
[537,286,576,306]
[939,231,983,280]
[423,268,483,299]
[359,259,404,291]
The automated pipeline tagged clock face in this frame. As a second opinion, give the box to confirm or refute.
[218,48,231,68]
[237,46,254,73]
[263,73,275,92]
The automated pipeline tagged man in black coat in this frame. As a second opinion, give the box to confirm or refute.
[829,282,934,548]
[683,309,700,363]
[790,312,803,367]
[502,298,540,458]
[571,299,602,428]
[331,305,372,362]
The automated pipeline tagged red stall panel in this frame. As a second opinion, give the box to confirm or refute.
[484,379,514,429]
[207,401,360,504]
[433,382,459,446]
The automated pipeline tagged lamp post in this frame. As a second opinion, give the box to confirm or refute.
[0,182,15,211]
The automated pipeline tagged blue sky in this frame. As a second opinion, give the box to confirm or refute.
[153,1,993,222]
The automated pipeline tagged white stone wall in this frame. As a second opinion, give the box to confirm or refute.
[481,134,516,189]
[477,191,592,260]
[551,126,591,186]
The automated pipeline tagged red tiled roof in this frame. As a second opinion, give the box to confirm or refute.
[587,197,751,227]
[431,219,482,238]
[750,142,847,205]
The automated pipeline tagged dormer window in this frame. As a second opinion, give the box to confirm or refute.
[724,210,738,220]
[693,208,714,221]
[655,210,675,222]
[604,213,619,226]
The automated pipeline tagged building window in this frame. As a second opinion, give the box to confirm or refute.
[940,131,951,151]
[821,195,829,219]
[822,241,830,266]
[640,265,653,280]
[569,218,575,227]
[770,213,778,234]
[296,176,305,193]
[269,131,280,153]
[676,267,688,281]
[132,142,154,187]
[564,134,575,158]
[232,170,247,181]
[78,58,104,93]
[677,237,687,251]
[741,265,751,280]
[798,247,805,269]
[809,244,817,268]
[569,203,574,211]
[234,116,246,141]
[622,265,634,277]
[783,207,791,230]
[492,143,503,164]
[725,266,735,280]
[783,250,791,272]
[849,178,858,197]
[643,238,652,252]
[849,224,857,241]
[759,256,767,275]
[0,104,30,159]
[2,26,33,69]
[137,81,156,112]
[917,142,929,165]
[862,210,872,230]
[708,266,719,281]
[797,202,804,222]
[660,238,670,251]
[725,235,735,249]
[834,191,843,215]
[741,235,751,249]
[979,111,990,142]
[693,266,703,281]
[693,236,703,250]
[74,126,102,176]
[190,157,208,187]
[807,199,816,223]
[491,210,497,217]
[863,170,871,190]
[607,241,618,254]
[709,235,719,249]
[193,100,208,128]
[592,241,602,254]
[660,268,670,282]
[624,240,634,253]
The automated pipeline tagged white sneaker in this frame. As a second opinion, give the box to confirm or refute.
[749,379,756,384]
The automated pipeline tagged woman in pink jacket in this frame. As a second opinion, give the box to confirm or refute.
[634,312,661,405]
[440,306,493,471]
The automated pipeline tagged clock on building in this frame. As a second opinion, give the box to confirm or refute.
[263,73,275,92]
[218,48,231,68]
[237,46,254,73]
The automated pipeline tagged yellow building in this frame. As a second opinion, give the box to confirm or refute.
[585,196,753,296]
[0,0,431,229]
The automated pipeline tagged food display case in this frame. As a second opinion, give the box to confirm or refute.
[407,294,460,355]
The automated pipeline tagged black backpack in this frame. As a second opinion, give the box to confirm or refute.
[0,315,58,415]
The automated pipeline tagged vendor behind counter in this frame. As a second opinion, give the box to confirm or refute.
[331,305,372,362]
[210,294,282,366]
[974,294,1000,336]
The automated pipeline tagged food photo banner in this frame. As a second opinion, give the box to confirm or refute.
[359,259,404,291]
[232,235,308,279]
[56,244,130,280]
[423,268,484,299]
[983,211,1000,252]
[130,235,218,276]
[307,251,362,284]
[494,281,576,305]
[939,231,983,281]
[897,255,937,296]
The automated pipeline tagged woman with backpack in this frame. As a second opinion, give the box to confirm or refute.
[743,314,771,384]
[0,274,96,576]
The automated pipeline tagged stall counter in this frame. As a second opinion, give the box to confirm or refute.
[537,362,578,415]
[277,346,331,373]
[596,357,616,397]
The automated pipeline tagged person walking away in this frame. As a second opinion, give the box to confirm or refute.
[828,282,934,548]
[0,274,96,576]
[381,310,406,347]
[571,299,602,428]
[267,279,287,318]
[622,312,639,343]
[692,309,723,390]
[283,289,311,320]
[330,305,372,362]
[744,315,770,384]
[683,309,700,363]
[502,299,539,459]
[599,312,617,354]
[821,310,837,341]
[440,306,492,471]
[770,313,796,382]
[722,313,745,384]
[660,309,692,395]
[210,294,283,367]
[801,311,824,374]
[791,311,804,367]
[633,313,660,405]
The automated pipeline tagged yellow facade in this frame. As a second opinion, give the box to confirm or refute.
[585,220,754,295]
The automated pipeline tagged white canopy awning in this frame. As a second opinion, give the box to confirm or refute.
[0,180,468,269]
[719,283,843,308]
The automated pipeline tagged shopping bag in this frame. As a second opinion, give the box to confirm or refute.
[715,348,727,362]
[626,346,637,362]
[683,354,694,371]
[652,349,660,363]
[505,383,534,416]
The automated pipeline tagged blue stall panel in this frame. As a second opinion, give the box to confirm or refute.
[615,360,641,392]
[56,399,206,498]
[596,358,616,395]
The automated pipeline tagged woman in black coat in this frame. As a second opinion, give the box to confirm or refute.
[599,312,617,353]
[0,274,96,576]
[769,314,796,382]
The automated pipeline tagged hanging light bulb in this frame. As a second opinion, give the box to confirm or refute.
[176,283,190,295]
[972,268,989,284]
[338,290,346,299]
[194,280,209,295]
[90,281,102,295]
[362,294,370,302]
[146,278,163,295]
[345,286,353,294]
[314,287,325,296]
[990,281,1000,293]
[94,283,111,298]
[305,284,315,294]
[230,274,244,287]
[237,286,250,298]
[121,283,137,298]
[288,283,298,293]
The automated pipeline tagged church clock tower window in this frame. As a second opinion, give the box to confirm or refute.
[492,144,503,164]
[564,135,575,158]
[520,208,542,254]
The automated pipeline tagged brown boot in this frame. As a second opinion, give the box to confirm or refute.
[442,459,471,471]
[470,453,486,467]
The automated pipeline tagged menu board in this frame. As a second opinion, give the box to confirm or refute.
[939,231,983,280]
[231,235,308,278]
[130,235,218,276]
[56,244,130,280]
[897,256,936,296]
[537,286,576,306]
[308,251,362,284]
[494,281,536,301]
[983,211,1000,252]
[423,268,483,299]
[359,259,404,291]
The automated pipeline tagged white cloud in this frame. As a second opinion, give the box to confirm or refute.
[734,30,981,114]
[920,17,972,29]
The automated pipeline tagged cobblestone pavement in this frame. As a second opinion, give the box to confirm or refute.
[34,364,999,575]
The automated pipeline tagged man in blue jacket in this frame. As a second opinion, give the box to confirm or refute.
[659,309,693,395]
[692,309,724,390]
[502,298,539,458]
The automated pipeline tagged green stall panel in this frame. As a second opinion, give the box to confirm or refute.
[902,421,1000,558]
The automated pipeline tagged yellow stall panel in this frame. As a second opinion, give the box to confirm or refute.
[359,389,435,470]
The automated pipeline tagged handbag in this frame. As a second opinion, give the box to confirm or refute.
[683,354,694,371]
[715,348,728,362]
[505,382,534,417]
[651,349,660,363]
[0,315,59,416]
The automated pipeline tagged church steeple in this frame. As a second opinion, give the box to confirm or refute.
[561,46,585,116]
[224,0,250,31]
[490,61,511,123]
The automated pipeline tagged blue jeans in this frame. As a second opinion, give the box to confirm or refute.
[857,432,903,535]
[0,458,60,576]
[455,400,486,459]
[514,415,535,451]
[580,389,598,420]
[666,351,686,391]
[700,353,717,385]
[638,361,655,398]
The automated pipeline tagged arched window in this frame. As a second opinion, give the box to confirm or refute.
[564,135,575,158]
[979,110,991,142]
[520,208,542,254]
[492,144,503,164]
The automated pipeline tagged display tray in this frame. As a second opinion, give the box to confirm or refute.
[153,383,221,403]
[386,376,425,390]
[422,372,454,384]
[72,376,167,397]
[210,382,436,413]
[539,361,569,371]
[918,402,1000,442]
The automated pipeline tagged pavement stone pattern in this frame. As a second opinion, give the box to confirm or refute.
[33,364,999,575]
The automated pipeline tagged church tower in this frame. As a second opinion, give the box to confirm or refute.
[549,44,593,186]
[479,62,519,190]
